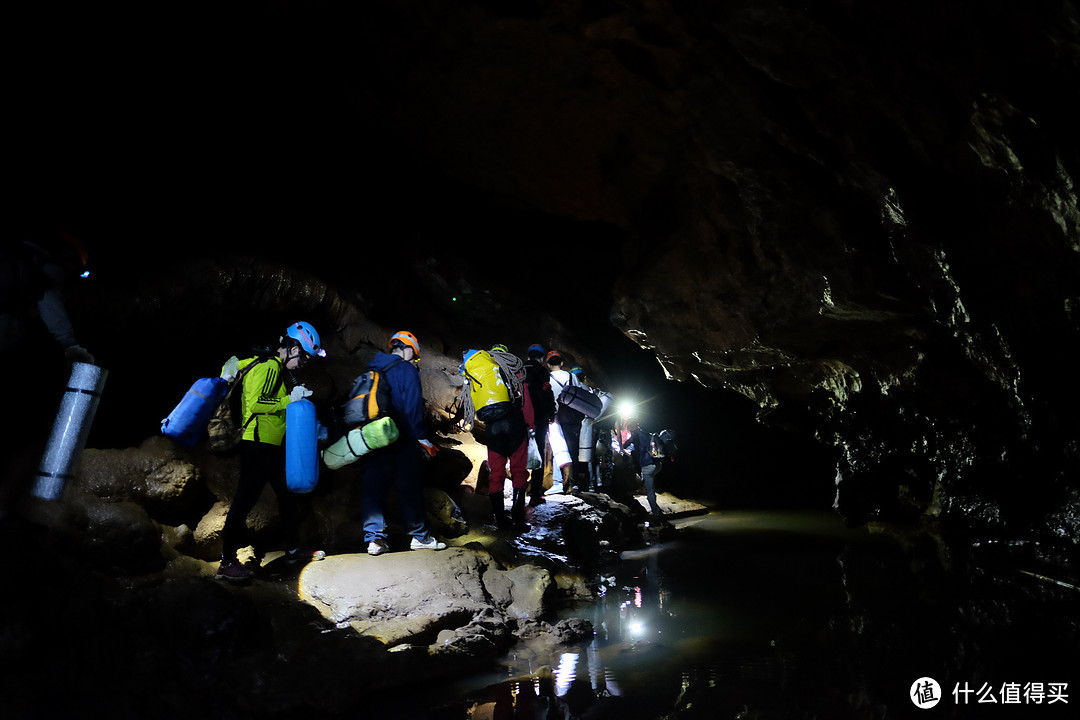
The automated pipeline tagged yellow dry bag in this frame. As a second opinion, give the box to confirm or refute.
[463,349,510,410]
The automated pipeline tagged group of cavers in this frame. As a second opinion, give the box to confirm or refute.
[4,237,675,583]
[164,324,450,582]
[459,342,677,534]
[178,327,677,583]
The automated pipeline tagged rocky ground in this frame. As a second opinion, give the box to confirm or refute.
[0,428,707,719]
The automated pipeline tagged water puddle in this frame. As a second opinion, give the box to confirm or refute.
[419,510,1077,718]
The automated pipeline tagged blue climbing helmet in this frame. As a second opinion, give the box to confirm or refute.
[570,366,584,377]
[285,321,326,358]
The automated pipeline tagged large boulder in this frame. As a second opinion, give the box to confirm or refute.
[299,547,557,651]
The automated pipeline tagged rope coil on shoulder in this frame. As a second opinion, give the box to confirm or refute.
[457,350,525,430]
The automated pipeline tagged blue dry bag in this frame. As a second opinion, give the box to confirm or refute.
[161,376,230,447]
[285,398,320,493]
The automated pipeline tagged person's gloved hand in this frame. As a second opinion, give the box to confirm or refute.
[64,345,95,366]
[418,439,438,457]
[221,355,240,382]
[289,385,313,403]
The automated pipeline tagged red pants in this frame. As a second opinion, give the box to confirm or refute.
[488,437,529,494]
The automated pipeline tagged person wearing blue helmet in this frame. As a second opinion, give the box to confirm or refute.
[285,320,327,360]
[216,320,327,582]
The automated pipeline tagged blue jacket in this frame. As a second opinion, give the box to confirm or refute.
[371,351,426,441]
[623,428,655,468]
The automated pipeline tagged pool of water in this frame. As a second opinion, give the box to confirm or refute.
[418,510,1077,719]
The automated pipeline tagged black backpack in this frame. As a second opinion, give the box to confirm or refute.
[523,358,555,422]
[207,356,279,453]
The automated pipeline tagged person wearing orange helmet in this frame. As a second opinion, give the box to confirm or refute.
[360,330,446,555]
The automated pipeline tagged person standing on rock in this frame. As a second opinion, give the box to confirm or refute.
[361,330,446,556]
[216,321,327,582]
[569,365,613,493]
[478,344,535,533]
[545,349,586,495]
[620,414,664,518]
[522,343,554,506]
[1,233,96,520]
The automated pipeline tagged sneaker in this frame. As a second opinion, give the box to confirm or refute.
[367,539,388,556]
[409,535,446,551]
[216,560,253,582]
[286,546,326,563]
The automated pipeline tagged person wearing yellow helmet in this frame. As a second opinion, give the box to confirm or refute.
[361,330,446,555]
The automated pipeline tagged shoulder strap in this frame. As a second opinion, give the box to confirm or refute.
[234,357,282,444]
[380,355,404,391]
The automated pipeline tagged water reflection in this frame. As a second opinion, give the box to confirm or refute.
[446,510,1077,719]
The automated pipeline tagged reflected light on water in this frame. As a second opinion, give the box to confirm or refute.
[446,509,1021,719]
[553,652,578,697]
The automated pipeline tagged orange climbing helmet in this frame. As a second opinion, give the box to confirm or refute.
[389,330,420,358]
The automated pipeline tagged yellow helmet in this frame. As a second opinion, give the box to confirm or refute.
[389,330,420,358]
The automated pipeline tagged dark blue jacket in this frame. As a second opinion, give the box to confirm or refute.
[623,428,655,468]
[371,351,426,441]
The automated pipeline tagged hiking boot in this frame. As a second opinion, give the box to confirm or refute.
[216,560,253,583]
[511,488,529,534]
[367,539,388,556]
[409,535,447,551]
[490,493,511,531]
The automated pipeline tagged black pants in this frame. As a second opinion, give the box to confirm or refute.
[528,422,549,499]
[221,440,299,562]
[557,410,587,485]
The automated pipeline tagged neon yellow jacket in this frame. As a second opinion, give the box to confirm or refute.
[229,356,290,446]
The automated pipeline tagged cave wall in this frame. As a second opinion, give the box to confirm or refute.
[13,1,1080,548]
[338,0,1080,543]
